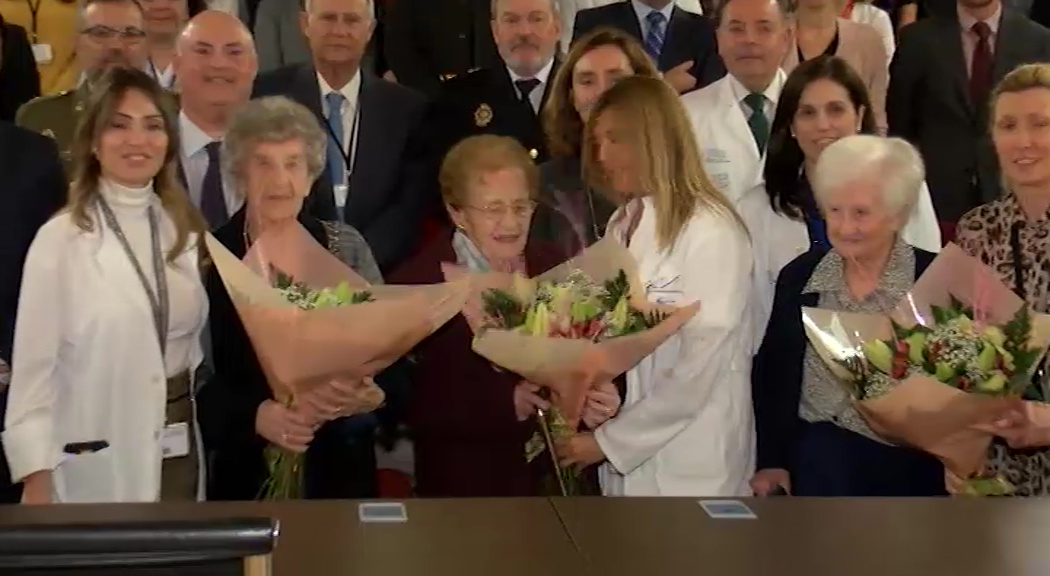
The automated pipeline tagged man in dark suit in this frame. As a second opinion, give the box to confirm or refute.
[1029,1,1050,27]
[573,0,725,94]
[0,122,67,504]
[0,17,40,122]
[887,0,1050,239]
[253,0,428,272]
[383,0,499,96]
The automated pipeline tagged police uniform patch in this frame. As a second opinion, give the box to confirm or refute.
[528,148,538,160]
[474,103,493,127]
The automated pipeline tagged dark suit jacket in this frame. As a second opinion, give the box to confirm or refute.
[887,9,1050,222]
[383,0,499,97]
[200,208,379,501]
[752,245,936,473]
[0,122,66,504]
[387,232,568,497]
[0,21,40,122]
[252,64,429,272]
[1030,1,1050,27]
[572,1,725,92]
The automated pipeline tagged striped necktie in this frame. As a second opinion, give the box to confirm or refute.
[644,10,667,64]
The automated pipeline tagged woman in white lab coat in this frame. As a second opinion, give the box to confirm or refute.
[3,68,208,504]
[739,56,940,350]
[556,75,755,496]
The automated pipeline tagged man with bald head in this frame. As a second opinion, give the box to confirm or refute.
[681,0,790,205]
[172,9,260,228]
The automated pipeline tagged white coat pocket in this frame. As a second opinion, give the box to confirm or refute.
[55,447,116,503]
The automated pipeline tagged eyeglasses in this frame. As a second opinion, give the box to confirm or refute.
[81,25,148,42]
[463,201,537,220]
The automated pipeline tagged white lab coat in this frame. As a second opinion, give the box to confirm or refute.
[738,179,942,353]
[682,71,787,205]
[596,197,755,496]
[2,210,208,503]
[559,0,704,49]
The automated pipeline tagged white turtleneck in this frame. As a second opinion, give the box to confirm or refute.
[99,179,206,378]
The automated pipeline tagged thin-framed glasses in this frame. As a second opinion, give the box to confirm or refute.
[81,25,147,42]
[463,200,537,220]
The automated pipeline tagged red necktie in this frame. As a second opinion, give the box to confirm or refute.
[970,21,993,108]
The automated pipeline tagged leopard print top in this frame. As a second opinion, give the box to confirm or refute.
[957,193,1050,497]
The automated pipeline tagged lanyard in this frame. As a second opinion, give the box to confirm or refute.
[147,58,176,89]
[322,100,361,184]
[98,199,170,357]
[24,0,42,38]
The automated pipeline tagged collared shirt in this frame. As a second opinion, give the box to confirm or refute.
[506,57,554,113]
[178,111,242,217]
[146,61,176,90]
[958,3,1002,77]
[318,69,362,204]
[631,0,676,40]
[727,70,783,124]
[799,239,916,444]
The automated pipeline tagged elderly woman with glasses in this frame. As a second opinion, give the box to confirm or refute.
[200,95,398,501]
[388,134,621,497]
[751,134,946,497]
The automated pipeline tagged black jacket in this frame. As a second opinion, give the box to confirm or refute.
[0,20,40,122]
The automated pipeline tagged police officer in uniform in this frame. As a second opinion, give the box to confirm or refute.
[384,0,500,97]
[15,0,148,173]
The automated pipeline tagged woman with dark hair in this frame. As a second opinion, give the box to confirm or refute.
[3,67,208,503]
[532,27,660,256]
[740,55,939,354]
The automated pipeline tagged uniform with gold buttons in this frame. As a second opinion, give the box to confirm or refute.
[14,84,89,174]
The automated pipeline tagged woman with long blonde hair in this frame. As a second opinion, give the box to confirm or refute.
[3,67,209,504]
[556,76,756,496]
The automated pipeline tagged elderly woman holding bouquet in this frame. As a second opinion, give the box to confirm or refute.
[751,134,947,497]
[953,64,1050,496]
[201,96,392,501]
[388,134,621,497]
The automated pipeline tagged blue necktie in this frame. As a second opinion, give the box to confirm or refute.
[200,141,228,229]
[644,10,667,64]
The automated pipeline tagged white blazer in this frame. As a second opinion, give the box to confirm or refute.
[560,0,704,49]
[739,180,942,353]
[596,197,755,496]
[682,71,787,205]
[2,209,208,503]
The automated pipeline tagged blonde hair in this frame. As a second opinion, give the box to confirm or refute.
[439,135,539,207]
[542,27,660,159]
[991,63,1050,121]
[68,67,205,262]
[582,76,744,250]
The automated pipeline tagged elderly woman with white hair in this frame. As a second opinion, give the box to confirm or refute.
[749,134,947,497]
[200,95,397,501]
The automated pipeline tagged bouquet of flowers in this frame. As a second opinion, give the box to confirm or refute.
[803,244,1050,495]
[444,234,699,495]
[207,223,470,500]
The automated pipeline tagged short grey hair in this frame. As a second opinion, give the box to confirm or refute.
[222,96,328,187]
[812,135,925,217]
[77,0,144,29]
[303,0,375,19]
[490,0,560,17]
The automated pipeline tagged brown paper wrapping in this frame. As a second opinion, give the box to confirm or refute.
[206,222,469,403]
[443,234,700,428]
[801,244,1050,477]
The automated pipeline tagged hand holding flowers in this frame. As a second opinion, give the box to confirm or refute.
[580,382,621,429]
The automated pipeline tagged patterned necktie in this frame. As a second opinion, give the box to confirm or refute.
[200,141,228,229]
[514,78,541,111]
[743,92,770,153]
[325,91,347,188]
[970,21,993,108]
[644,10,667,64]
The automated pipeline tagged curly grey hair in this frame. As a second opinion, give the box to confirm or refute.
[221,95,327,189]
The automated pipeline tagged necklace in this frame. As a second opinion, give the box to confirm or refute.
[585,187,602,242]
[242,218,253,250]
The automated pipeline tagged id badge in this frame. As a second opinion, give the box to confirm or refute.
[160,422,190,459]
[31,44,53,64]
[333,184,349,208]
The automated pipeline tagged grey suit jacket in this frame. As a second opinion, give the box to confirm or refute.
[887,8,1050,222]
[253,0,311,73]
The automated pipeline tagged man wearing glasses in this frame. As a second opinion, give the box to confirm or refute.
[15,0,149,174]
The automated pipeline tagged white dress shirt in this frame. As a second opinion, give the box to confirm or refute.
[179,112,242,217]
[146,61,177,90]
[560,0,702,48]
[507,57,554,114]
[3,179,208,502]
[632,0,676,41]
[318,69,362,207]
[727,72,780,127]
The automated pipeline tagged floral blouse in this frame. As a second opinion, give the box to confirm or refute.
[957,193,1050,497]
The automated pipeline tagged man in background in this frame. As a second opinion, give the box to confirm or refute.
[0,122,67,504]
[253,0,426,271]
[16,0,149,173]
[141,0,190,88]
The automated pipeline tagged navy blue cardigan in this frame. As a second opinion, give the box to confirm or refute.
[752,244,937,472]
